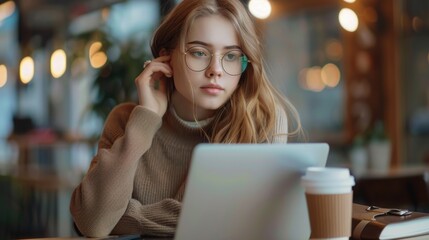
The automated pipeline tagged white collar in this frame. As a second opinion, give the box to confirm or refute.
[170,106,214,128]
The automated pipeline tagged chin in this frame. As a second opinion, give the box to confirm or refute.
[197,100,227,111]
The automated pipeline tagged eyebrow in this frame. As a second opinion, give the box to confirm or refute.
[186,41,241,50]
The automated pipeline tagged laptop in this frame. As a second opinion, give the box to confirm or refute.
[174,143,329,240]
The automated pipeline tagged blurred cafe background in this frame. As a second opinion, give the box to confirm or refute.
[0,0,428,238]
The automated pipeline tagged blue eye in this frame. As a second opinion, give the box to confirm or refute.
[192,51,206,57]
[224,52,239,61]
[188,48,210,58]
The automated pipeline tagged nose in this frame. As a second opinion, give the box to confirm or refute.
[205,55,223,78]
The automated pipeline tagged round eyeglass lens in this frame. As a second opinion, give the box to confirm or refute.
[222,50,249,76]
[185,47,211,72]
[185,47,249,75]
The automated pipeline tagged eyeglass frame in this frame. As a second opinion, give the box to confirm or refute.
[182,46,251,76]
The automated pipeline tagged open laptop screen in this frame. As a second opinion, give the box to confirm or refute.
[175,143,329,240]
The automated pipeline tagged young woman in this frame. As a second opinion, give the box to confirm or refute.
[70,0,301,237]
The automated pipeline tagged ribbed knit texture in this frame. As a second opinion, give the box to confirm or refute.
[70,102,288,237]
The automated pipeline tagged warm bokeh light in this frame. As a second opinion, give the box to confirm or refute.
[0,1,16,22]
[89,41,102,57]
[0,64,7,88]
[20,56,34,84]
[325,39,343,61]
[343,0,356,3]
[90,52,108,69]
[306,67,325,92]
[356,51,371,73]
[321,63,341,87]
[339,8,359,32]
[89,41,107,68]
[248,0,271,19]
[51,49,67,78]
[300,65,341,91]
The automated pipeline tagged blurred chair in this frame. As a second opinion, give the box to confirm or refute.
[353,171,429,212]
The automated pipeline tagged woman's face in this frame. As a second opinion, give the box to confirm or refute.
[170,14,242,121]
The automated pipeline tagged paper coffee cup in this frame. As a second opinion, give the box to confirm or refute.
[302,167,355,240]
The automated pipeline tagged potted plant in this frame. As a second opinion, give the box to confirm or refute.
[90,32,151,120]
[367,121,391,172]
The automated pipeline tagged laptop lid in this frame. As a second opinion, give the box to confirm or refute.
[175,143,329,240]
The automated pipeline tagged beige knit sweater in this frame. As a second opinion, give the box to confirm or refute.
[70,102,288,237]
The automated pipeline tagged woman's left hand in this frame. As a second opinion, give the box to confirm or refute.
[134,56,173,117]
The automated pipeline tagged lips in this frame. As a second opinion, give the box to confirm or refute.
[200,83,224,95]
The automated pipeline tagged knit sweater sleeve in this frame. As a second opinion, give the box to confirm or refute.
[110,191,183,237]
[111,175,186,236]
[70,103,164,237]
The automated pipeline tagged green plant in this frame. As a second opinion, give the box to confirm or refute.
[368,120,389,142]
[90,33,151,120]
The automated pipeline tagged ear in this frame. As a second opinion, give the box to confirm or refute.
[159,48,175,94]
[159,48,169,57]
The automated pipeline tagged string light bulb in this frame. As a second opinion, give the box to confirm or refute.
[51,49,67,78]
[89,41,107,68]
[19,56,34,84]
[0,64,7,87]
[248,0,271,19]
[339,8,359,32]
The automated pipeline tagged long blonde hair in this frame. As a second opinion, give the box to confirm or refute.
[151,0,302,143]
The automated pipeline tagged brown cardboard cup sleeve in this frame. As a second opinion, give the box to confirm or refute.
[306,192,353,238]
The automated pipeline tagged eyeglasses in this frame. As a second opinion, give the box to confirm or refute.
[184,46,250,76]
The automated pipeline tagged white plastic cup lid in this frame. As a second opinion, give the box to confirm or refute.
[302,167,355,194]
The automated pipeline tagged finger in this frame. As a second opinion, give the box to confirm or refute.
[143,61,172,76]
[154,55,171,62]
[145,66,172,83]
[136,64,173,86]
[144,56,171,68]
